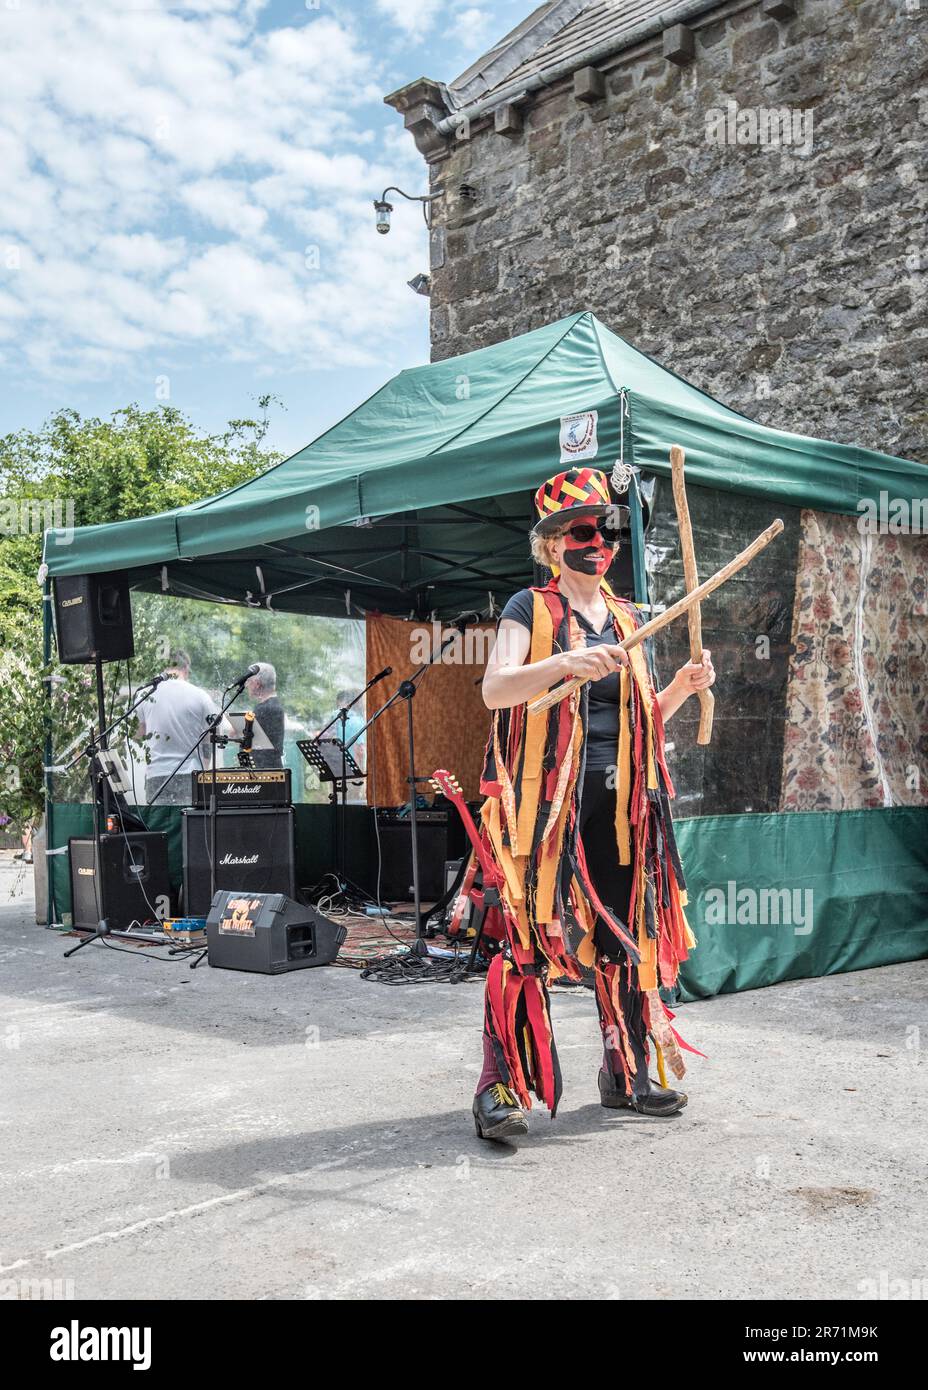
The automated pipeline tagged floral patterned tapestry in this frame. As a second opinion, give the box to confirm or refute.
[780,510,928,811]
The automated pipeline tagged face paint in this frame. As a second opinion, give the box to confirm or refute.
[561,520,617,575]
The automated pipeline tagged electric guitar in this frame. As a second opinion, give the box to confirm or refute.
[237,710,256,770]
[429,769,496,885]
[429,768,507,948]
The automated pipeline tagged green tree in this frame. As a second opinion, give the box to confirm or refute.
[0,405,351,828]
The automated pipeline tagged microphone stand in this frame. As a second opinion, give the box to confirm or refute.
[205,679,254,906]
[134,671,250,915]
[145,674,249,811]
[63,672,163,956]
[347,628,462,949]
[315,673,386,906]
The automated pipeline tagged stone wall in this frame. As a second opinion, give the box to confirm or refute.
[422,0,926,461]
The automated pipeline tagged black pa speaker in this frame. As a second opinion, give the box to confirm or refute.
[53,572,134,664]
[69,832,171,930]
[206,891,347,973]
[182,807,295,916]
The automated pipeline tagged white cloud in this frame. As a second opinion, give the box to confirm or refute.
[453,8,494,52]
[180,181,270,240]
[373,0,444,35]
[96,234,188,276]
[374,0,495,49]
[0,2,430,384]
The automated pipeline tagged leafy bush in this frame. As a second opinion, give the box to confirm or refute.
[0,404,282,831]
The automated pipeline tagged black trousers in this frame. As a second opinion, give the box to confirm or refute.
[578,769,650,1096]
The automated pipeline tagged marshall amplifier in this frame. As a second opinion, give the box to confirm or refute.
[69,832,171,930]
[190,768,291,807]
[206,890,347,973]
[182,807,295,916]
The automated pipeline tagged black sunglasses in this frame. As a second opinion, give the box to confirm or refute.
[565,522,618,546]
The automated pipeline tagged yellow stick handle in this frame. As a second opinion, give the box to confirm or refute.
[670,444,714,745]
[527,518,784,715]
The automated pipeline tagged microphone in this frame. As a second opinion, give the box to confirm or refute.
[455,611,482,633]
[226,664,260,691]
[140,671,177,692]
[369,667,392,685]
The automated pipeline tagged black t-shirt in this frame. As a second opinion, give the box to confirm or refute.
[252,695,285,770]
[498,588,626,770]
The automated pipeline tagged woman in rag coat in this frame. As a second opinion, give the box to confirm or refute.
[472,465,716,1142]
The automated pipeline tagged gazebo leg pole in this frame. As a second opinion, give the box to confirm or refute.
[42,576,57,927]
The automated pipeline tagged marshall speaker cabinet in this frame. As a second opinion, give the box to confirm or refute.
[69,831,171,930]
[206,890,347,973]
[53,571,135,665]
[182,806,295,916]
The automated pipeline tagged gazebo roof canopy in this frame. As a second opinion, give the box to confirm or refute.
[43,311,926,618]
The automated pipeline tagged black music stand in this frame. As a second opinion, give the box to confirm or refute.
[297,736,367,904]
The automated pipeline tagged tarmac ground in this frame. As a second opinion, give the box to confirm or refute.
[2,854,926,1300]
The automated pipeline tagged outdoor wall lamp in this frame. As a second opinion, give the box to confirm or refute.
[374,186,441,234]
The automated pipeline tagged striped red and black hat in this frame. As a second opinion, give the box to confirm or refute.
[532,466,616,536]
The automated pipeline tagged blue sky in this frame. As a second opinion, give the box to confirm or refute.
[0,0,531,457]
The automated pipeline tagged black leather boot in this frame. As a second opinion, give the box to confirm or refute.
[598,1069,688,1116]
[473,1082,529,1141]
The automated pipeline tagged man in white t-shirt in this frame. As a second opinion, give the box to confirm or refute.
[137,650,225,806]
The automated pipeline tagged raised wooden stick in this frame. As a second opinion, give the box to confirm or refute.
[671,443,714,745]
[527,517,784,715]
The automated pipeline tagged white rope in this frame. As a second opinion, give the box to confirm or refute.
[611,389,633,495]
[853,529,893,807]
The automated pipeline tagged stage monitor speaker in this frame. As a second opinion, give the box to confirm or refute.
[53,572,134,665]
[206,891,347,973]
[182,807,295,916]
[69,832,171,930]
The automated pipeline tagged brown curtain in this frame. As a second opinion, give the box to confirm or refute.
[365,615,495,805]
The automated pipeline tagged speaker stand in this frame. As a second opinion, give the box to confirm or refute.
[65,658,114,956]
[63,657,158,956]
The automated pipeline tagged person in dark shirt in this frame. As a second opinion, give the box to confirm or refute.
[471,465,716,1143]
[497,588,623,769]
[244,663,285,770]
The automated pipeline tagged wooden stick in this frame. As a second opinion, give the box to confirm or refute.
[527,517,784,714]
[671,443,714,745]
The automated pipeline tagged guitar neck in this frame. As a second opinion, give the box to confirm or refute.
[430,770,498,885]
